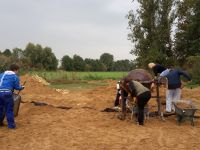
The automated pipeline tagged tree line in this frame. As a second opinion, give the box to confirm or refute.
[0,43,58,72]
[0,42,134,72]
[1,0,200,83]
[61,53,135,71]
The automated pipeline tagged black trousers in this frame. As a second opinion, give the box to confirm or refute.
[137,91,151,125]
[114,90,129,107]
[114,91,121,107]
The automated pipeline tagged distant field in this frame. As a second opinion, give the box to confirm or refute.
[29,71,128,81]
[29,71,127,90]
[28,71,199,89]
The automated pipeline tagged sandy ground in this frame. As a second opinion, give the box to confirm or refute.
[0,75,200,150]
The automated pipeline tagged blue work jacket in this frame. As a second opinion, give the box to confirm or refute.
[160,69,191,89]
[0,71,23,92]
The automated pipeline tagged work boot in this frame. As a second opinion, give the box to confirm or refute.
[0,122,4,127]
[8,124,16,129]
[139,122,144,126]
[8,126,16,129]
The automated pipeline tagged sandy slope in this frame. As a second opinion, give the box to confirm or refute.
[0,75,200,150]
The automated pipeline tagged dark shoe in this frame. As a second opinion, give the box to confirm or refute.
[0,122,4,127]
[8,126,16,129]
[139,122,144,125]
[8,124,16,129]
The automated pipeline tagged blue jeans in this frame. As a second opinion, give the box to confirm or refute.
[0,92,16,128]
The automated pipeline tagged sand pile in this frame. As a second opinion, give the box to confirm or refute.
[175,101,193,109]
[31,75,69,95]
[55,89,69,95]
[20,75,70,96]
[32,74,50,85]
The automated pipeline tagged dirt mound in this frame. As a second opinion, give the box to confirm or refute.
[32,74,50,85]
[21,75,69,96]
[0,75,200,150]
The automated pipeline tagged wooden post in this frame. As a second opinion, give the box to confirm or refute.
[122,96,126,119]
[156,80,161,116]
[155,78,164,119]
[119,88,126,120]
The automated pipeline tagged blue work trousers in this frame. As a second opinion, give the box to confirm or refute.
[0,92,16,128]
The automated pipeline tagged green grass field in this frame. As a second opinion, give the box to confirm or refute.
[29,71,127,90]
[29,70,199,90]
[29,70,128,81]
[184,82,199,89]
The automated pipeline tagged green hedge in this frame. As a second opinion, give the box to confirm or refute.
[186,55,200,84]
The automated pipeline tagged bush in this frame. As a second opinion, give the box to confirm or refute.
[0,55,12,72]
[185,55,200,84]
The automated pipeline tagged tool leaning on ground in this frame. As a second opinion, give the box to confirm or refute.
[13,79,27,117]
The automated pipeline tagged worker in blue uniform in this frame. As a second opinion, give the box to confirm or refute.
[0,64,24,129]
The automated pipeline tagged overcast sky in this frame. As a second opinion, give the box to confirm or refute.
[0,0,137,61]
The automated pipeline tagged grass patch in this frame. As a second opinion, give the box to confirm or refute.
[29,71,127,80]
[28,71,120,90]
[185,82,199,89]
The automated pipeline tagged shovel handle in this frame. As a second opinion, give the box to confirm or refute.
[17,80,27,94]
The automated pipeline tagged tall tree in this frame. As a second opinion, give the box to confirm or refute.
[174,0,195,64]
[157,0,175,59]
[42,47,58,70]
[174,0,200,65]
[12,48,23,58]
[0,55,11,72]
[85,58,106,71]
[3,49,12,57]
[61,55,73,71]
[127,0,175,67]
[11,48,25,69]
[189,0,200,56]
[113,60,132,71]
[24,43,41,68]
[73,54,85,71]
[24,43,58,70]
[100,53,114,71]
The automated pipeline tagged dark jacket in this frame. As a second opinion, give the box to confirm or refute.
[152,64,166,76]
[161,69,191,89]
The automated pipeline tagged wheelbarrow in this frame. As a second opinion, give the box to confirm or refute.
[173,100,198,126]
